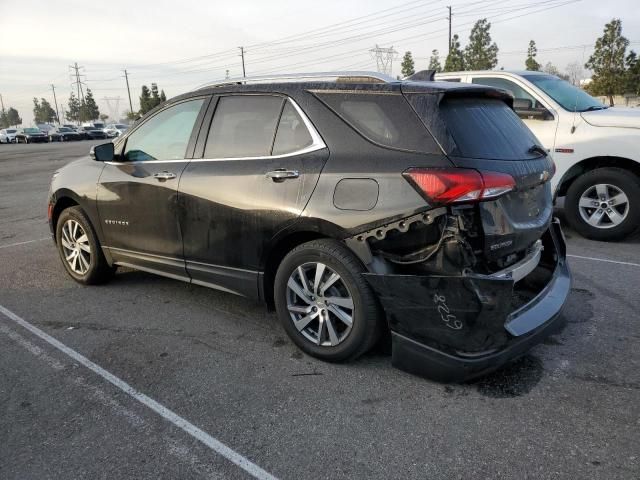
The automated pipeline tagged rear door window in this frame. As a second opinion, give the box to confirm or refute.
[205,95,284,158]
[439,97,540,160]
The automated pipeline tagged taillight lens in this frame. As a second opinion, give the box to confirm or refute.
[403,168,515,205]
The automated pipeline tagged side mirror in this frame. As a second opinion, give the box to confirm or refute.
[90,142,115,162]
[513,98,554,121]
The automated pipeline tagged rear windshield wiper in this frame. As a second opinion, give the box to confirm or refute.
[528,145,548,157]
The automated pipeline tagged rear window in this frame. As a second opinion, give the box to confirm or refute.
[439,97,540,160]
[314,92,439,153]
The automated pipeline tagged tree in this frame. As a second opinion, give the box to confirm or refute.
[463,19,499,70]
[33,98,57,123]
[624,50,640,96]
[444,34,465,72]
[543,62,570,81]
[100,113,109,123]
[585,18,629,106]
[566,61,583,86]
[525,40,541,71]
[428,49,442,73]
[6,107,22,127]
[139,85,153,115]
[81,89,100,121]
[400,51,415,77]
[66,93,81,122]
[160,90,167,102]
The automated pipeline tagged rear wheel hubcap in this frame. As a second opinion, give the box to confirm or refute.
[61,219,91,275]
[578,183,629,229]
[286,262,354,347]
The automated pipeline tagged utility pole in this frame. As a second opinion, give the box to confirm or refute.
[50,84,60,124]
[447,6,452,54]
[0,93,5,113]
[123,69,134,115]
[239,47,246,78]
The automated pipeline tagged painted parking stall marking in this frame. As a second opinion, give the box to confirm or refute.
[0,304,279,480]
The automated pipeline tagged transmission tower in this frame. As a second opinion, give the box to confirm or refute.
[102,96,122,121]
[369,45,398,76]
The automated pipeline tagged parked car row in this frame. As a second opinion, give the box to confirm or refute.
[1,123,129,144]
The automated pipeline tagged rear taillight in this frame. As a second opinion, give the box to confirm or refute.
[403,168,515,206]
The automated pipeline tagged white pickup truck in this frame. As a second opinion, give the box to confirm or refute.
[436,70,640,241]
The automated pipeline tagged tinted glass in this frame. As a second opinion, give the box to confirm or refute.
[24,128,40,133]
[205,95,284,158]
[7,129,16,133]
[440,97,541,160]
[272,101,313,155]
[522,74,605,112]
[124,98,204,161]
[315,92,438,153]
[58,127,72,132]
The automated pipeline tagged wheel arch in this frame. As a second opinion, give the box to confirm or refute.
[260,217,350,307]
[556,156,640,198]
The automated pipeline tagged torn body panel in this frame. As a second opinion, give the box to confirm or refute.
[357,217,570,382]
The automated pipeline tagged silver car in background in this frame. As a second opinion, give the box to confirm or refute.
[103,123,129,138]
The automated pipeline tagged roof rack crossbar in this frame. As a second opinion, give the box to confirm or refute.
[193,71,397,90]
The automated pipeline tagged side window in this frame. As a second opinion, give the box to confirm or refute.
[471,77,537,105]
[272,101,313,155]
[124,98,204,162]
[204,95,284,158]
[441,78,461,82]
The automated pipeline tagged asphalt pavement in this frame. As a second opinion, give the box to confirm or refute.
[1,141,638,480]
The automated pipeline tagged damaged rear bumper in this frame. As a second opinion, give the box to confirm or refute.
[363,218,571,383]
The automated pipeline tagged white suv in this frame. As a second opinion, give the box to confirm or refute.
[0,128,18,143]
[436,70,640,241]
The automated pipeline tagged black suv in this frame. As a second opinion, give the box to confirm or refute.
[48,72,570,382]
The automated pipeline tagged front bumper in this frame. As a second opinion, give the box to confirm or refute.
[363,218,571,382]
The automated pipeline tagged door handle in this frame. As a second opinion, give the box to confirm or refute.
[266,169,299,182]
[153,171,177,181]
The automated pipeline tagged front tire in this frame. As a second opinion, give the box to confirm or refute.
[565,167,640,241]
[274,239,382,362]
[56,206,115,285]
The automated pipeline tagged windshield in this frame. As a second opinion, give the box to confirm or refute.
[58,127,72,132]
[7,129,16,133]
[523,74,605,112]
[24,128,40,133]
[115,125,127,129]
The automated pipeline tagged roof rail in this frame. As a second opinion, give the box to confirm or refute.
[193,71,397,90]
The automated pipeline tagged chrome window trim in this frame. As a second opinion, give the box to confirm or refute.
[105,97,325,165]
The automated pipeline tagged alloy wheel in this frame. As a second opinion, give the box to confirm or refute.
[286,262,354,347]
[60,219,91,275]
[578,183,629,229]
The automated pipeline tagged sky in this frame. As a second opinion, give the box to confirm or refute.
[1,0,638,125]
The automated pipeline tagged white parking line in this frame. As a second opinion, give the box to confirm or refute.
[0,304,279,480]
[567,254,640,268]
[0,237,49,249]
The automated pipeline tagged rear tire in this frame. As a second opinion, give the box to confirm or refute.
[565,167,640,241]
[56,206,115,285]
[274,239,382,362]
